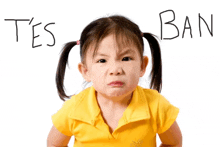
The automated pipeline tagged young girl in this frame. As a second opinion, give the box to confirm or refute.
[47,15,182,147]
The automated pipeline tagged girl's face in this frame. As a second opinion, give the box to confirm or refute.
[78,34,148,101]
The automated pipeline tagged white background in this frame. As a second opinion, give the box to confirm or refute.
[0,0,219,146]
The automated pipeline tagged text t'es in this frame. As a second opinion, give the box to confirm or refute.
[4,17,55,48]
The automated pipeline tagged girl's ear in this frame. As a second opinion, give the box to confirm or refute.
[78,63,91,82]
[140,56,148,77]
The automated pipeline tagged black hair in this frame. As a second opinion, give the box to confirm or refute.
[56,15,162,101]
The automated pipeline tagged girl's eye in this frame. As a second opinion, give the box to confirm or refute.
[122,57,132,61]
[97,59,106,63]
[97,57,132,63]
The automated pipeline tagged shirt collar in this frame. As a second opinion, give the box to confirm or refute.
[68,85,150,125]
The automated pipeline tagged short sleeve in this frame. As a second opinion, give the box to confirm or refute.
[51,98,75,136]
[156,94,179,134]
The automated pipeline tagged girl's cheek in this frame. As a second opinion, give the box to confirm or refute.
[126,65,138,71]
[92,68,104,76]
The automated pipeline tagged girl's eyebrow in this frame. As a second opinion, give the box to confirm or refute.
[95,49,135,57]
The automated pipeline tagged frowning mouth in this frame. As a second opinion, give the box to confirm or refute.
[108,81,124,86]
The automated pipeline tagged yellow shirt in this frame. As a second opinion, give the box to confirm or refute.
[52,86,179,147]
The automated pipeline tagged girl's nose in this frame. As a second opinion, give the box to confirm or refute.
[109,63,123,75]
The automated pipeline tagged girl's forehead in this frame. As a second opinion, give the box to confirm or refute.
[100,34,135,48]
[90,43,138,59]
[94,36,138,54]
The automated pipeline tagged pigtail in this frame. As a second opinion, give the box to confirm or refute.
[143,33,162,93]
[56,41,78,101]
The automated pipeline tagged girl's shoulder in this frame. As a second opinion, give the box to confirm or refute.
[139,86,179,117]
[138,86,171,108]
[62,87,92,109]
[140,86,162,101]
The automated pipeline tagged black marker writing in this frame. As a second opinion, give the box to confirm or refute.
[4,17,56,48]
[159,10,213,40]
[44,23,56,47]
[199,13,213,37]
[159,10,179,40]
[182,16,192,38]
[4,19,30,42]
[32,22,42,48]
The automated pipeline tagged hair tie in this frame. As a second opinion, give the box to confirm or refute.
[77,40,80,45]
